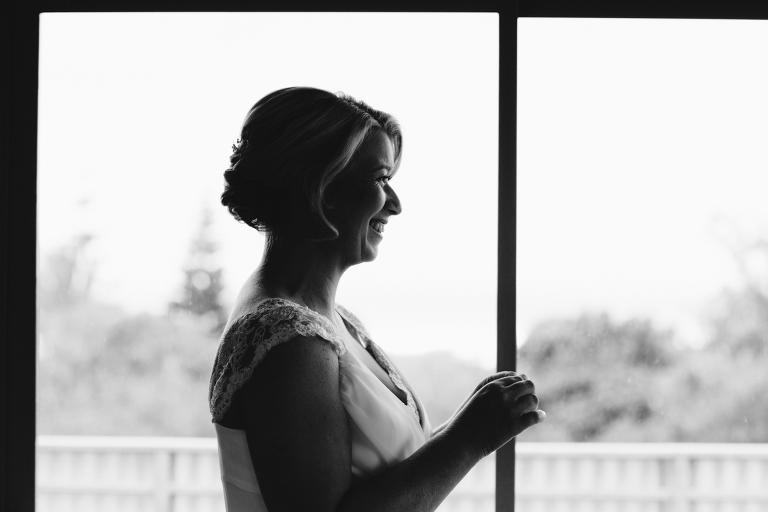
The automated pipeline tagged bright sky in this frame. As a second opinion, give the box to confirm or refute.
[518,18,768,349]
[38,13,500,367]
[38,15,768,368]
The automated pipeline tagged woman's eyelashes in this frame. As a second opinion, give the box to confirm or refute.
[374,175,392,186]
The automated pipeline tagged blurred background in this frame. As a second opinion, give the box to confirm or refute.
[37,14,768,512]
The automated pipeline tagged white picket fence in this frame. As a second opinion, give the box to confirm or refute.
[36,437,768,512]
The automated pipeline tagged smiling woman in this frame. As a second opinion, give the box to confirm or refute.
[325,130,401,264]
[209,86,544,511]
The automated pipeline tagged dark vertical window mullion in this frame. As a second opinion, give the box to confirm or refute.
[496,5,518,512]
[2,8,39,512]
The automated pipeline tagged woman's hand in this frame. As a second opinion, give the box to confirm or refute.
[441,374,545,459]
[433,371,528,436]
[464,371,528,408]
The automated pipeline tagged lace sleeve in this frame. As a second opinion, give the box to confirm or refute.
[208,299,346,423]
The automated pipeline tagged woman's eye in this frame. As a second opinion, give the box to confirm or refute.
[376,176,391,185]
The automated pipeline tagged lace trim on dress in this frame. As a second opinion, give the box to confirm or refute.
[336,305,421,426]
[208,298,346,424]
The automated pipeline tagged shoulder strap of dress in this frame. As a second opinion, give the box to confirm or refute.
[335,304,373,345]
[335,303,422,426]
[209,298,346,423]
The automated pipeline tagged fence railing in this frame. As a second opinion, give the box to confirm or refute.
[37,437,768,512]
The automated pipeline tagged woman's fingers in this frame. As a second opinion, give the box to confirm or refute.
[483,371,524,385]
[517,392,540,414]
[478,373,509,389]
[517,409,546,430]
[474,372,525,394]
[508,376,534,389]
[504,379,539,414]
[503,377,535,393]
[486,374,525,387]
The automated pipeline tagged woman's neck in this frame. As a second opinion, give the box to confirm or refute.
[255,233,346,321]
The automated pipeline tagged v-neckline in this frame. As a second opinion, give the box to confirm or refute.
[335,312,400,400]
[335,308,421,426]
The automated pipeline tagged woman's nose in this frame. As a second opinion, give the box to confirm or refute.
[386,186,402,215]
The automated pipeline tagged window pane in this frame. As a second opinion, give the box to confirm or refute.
[37,13,498,511]
[518,17,768,511]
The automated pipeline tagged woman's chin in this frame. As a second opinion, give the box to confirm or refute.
[361,232,383,262]
[361,249,378,263]
[360,242,380,263]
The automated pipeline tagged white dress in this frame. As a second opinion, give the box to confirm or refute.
[208,298,432,512]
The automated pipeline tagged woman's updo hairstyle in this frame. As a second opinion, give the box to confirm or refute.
[221,87,402,240]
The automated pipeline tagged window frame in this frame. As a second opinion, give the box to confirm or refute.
[3,2,768,511]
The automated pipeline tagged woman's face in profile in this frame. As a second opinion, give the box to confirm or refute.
[331,130,402,266]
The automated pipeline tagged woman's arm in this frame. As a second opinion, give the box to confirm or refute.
[337,424,478,511]
[240,336,351,512]
[240,336,541,512]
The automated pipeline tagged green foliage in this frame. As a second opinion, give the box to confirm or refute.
[36,212,232,436]
[706,287,768,358]
[38,234,96,310]
[38,302,221,437]
[38,297,768,441]
[517,308,768,442]
[168,207,227,334]
[517,314,677,442]
[522,314,677,370]
[37,227,768,442]
[661,350,768,442]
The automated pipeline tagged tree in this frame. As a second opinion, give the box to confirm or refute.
[706,219,768,358]
[690,219,768,440]
[706,287,768,358]
[38,233,97,309]
[518,314,679,441]
[516,305,768,442]
[38,304,220,437]
[38,227,223,437]
[168,206,227,333]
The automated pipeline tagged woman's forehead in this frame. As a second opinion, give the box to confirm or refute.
[356,131,395,170]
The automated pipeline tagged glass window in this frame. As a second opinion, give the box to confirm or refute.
[517,17,768,510]
[37,13,498,511]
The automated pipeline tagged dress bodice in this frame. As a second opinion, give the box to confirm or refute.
[208,298,432,512]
